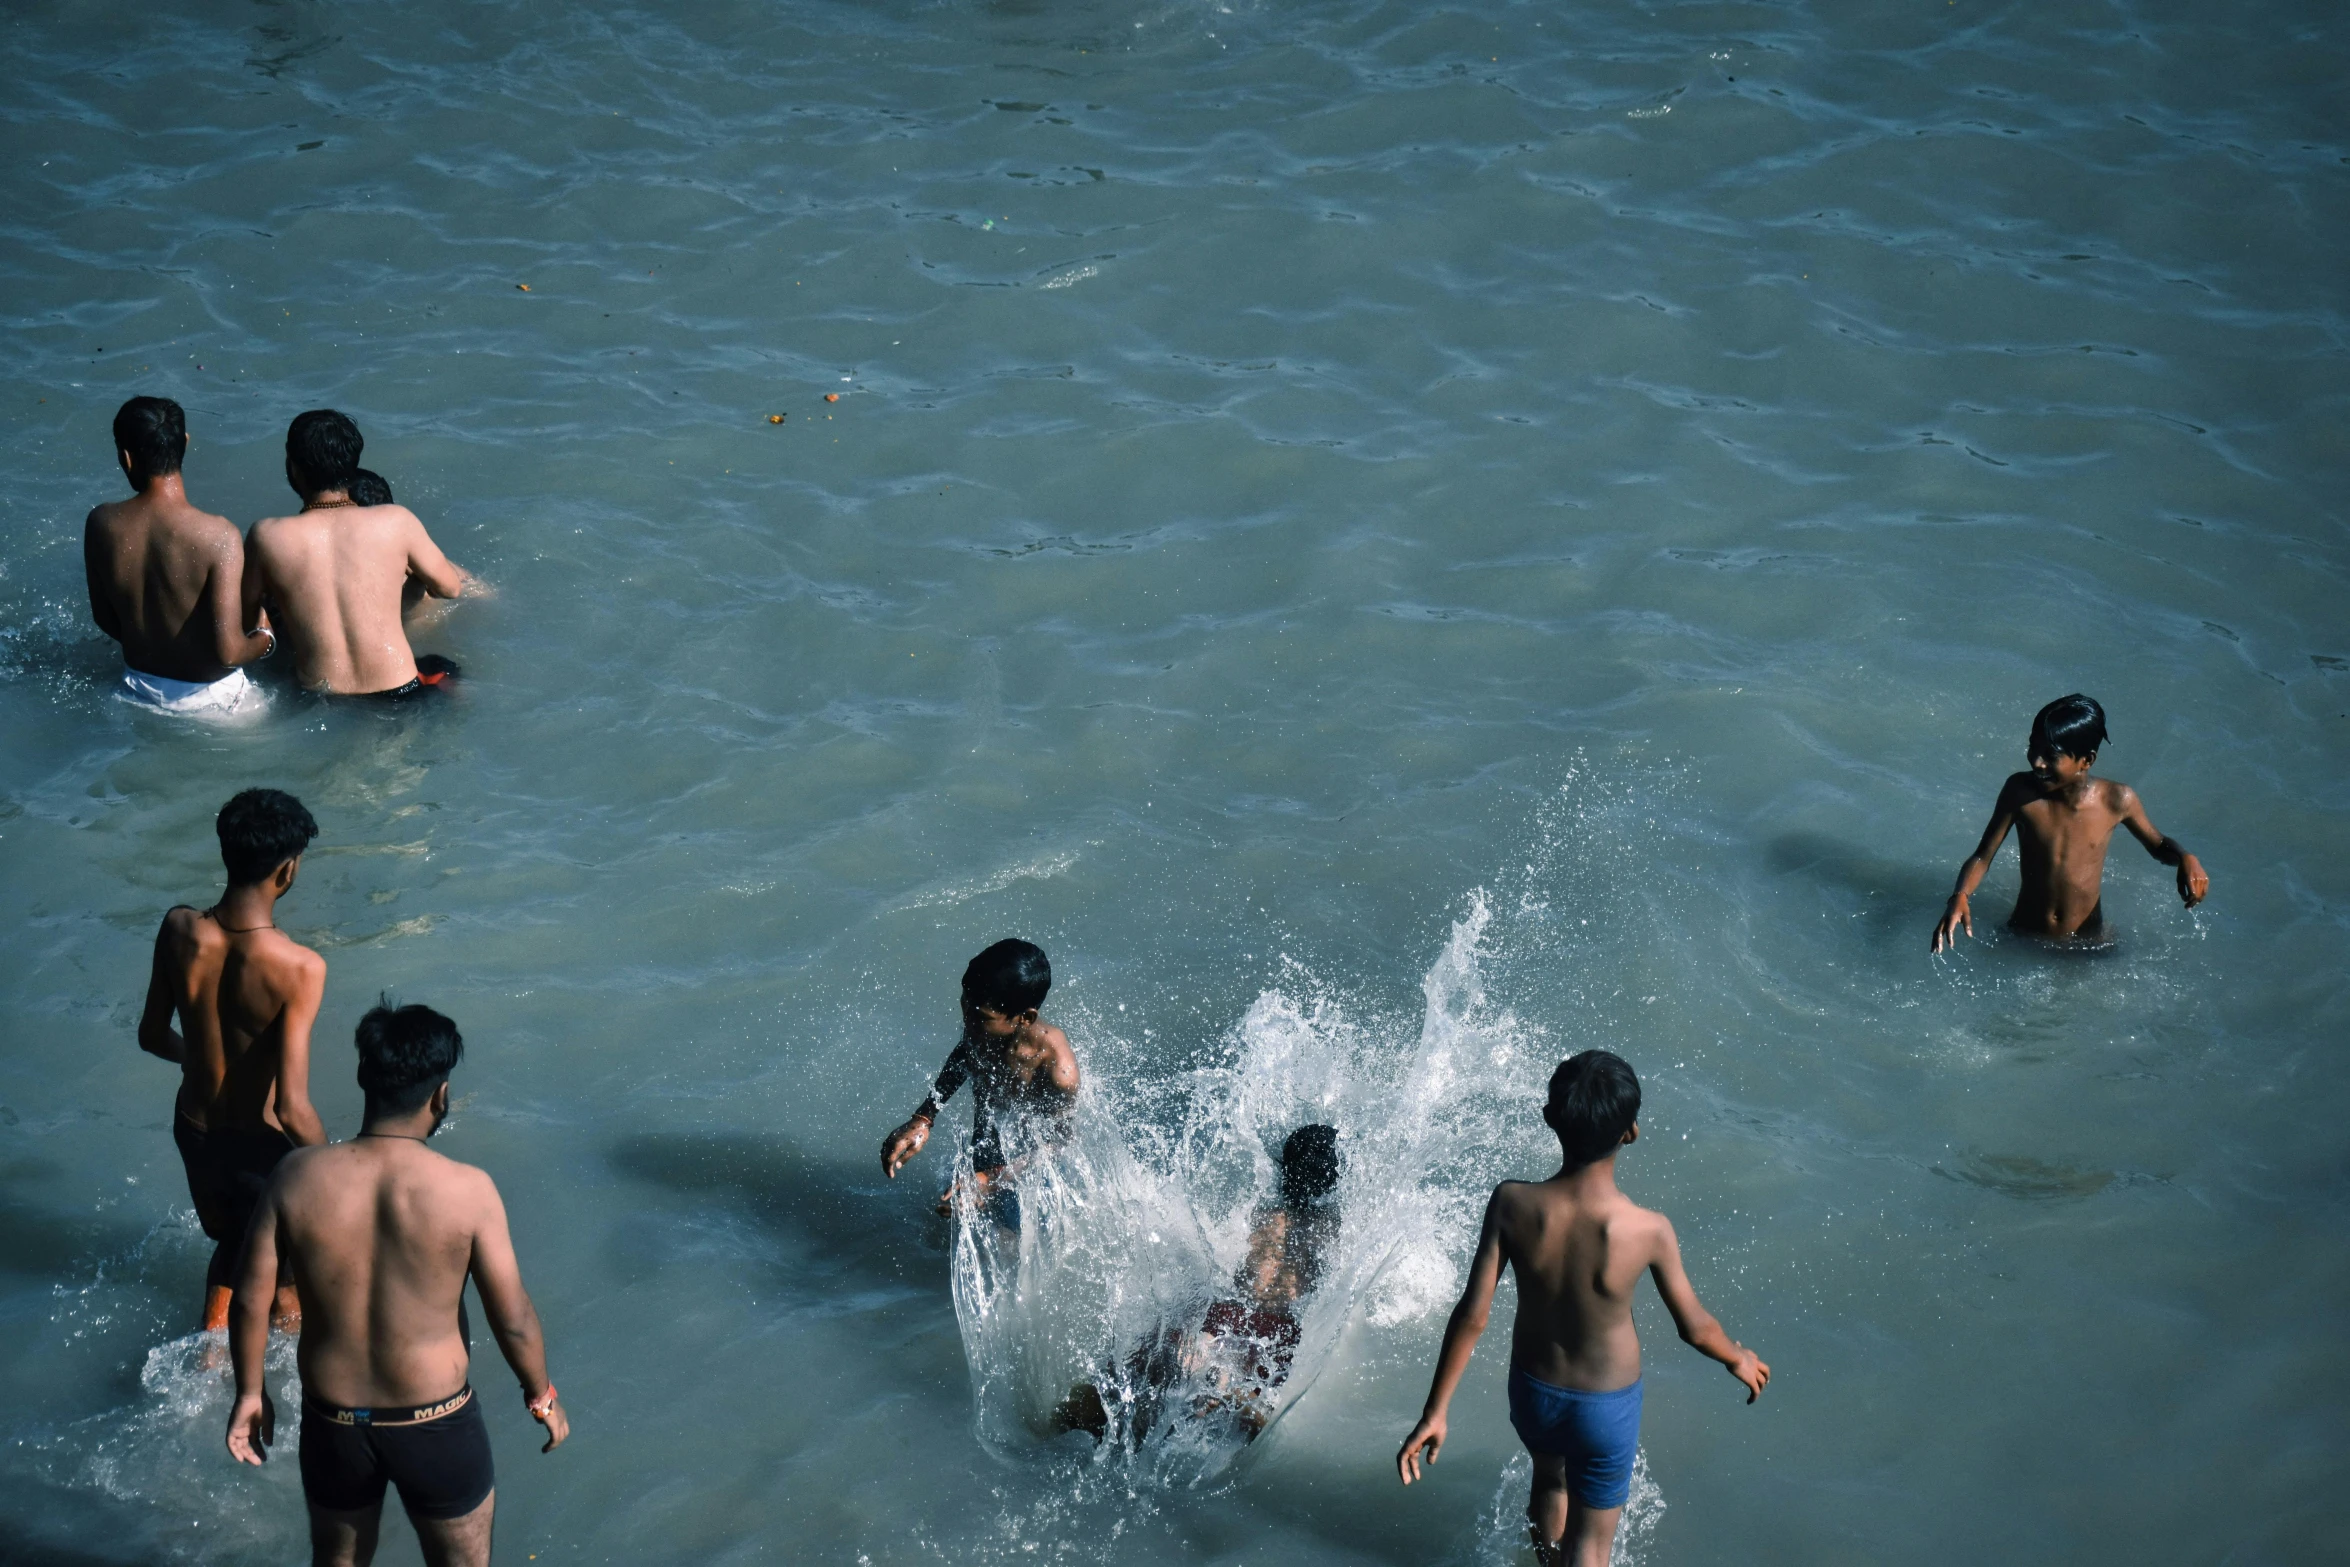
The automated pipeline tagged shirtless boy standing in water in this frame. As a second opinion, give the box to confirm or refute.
[84,396,276,715]
[228,1003,569,1567]
[245,409,477,699]
[1931,694,2208,951]
[1397,1052,1767,1567]
[879,940,1078,1222]
[138,789,327,1328]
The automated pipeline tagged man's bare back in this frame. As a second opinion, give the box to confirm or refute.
[228,1004,565,1567]
[86,475,270,683]
[263,1138,512,1406]
[246,500,470,695]
[1932,701,2207,952]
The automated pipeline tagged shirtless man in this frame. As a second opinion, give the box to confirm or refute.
[84,396,274,716]
[880,939,1079,1223]
[138,789,327,1328]
[1397,1052,1767,1567]
[1932,693,2209,951]
[227,1003,569,1567]
[244,409,476,698]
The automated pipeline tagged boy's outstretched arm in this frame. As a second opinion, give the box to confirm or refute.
[2115,787,2208,907]
[1933,785,2021,952]
[1646,1216,1768,1402]
[1397,1188,1507,1485]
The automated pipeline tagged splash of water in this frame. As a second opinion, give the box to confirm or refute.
[947,887,1546,1488]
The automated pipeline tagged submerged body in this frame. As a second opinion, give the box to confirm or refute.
[1933,756,2207,950]
[85,470,272,698]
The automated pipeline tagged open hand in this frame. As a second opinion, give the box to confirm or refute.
[532,1393,570,1454]
[881,1116,931,1179]
[1931,895,1972,953]
[1728,1348,1771,1404]
[1396,1410,1447,1484]
[225,1388,275,1465]
[2177,856,2209,908]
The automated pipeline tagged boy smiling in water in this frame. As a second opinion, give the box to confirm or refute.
[1397,1052,1767,1567]
[1931,694,2208,951]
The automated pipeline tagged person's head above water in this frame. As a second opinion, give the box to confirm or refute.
[285,408,364,500]
[1280,1124,1341,1208]
[355,1000,463,1123]
[217,788,318,889]
[347,468,394,507]
[2029,693,2107,768]
[1543,1050,1640,1169]
[962,938,1051,1019]
[113,395,187,489]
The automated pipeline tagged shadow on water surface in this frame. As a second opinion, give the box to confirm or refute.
[1766,831,1950,922]
[605,1131,940,1298]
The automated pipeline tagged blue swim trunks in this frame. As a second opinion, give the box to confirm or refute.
[1507,1369,1643,1509]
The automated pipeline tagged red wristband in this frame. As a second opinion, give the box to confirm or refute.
[526,1385,558,1417]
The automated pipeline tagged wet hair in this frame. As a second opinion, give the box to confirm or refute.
[114,396,187,483]
[1280,1124,1341,1208]
[216,788,318,886]
[962,938,1051,1014]
[348,468,394,507]
[355,1000,463,1116]
[2029,694,2108,761]
[1544,1050,1641,1168]
[286,408,364,495]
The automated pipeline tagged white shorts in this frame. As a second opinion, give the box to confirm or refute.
[119,667,265,717]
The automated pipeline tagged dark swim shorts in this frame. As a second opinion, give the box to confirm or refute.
[300,1385,494,1520]
[1508,1369,1643,1509]
[173,1117,295,1244]
[365,653,461,702]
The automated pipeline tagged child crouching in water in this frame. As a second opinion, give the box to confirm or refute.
[1396,1052,1767,1567]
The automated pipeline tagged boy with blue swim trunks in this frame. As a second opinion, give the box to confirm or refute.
[1397,1051,1768,1567]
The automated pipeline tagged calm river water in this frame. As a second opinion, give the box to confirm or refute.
[1,1,2344,1562]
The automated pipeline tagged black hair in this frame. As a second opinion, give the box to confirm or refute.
[1280,1124,1340,1207]
[114,396,187,483]
[355,1001,464,1117]
[2029,694,2108,761]
[216,788,318,886]
[286,409,364,495]
[962,938,1052,1014]
[1544,1051,1641,1168]
[348,468,394,507]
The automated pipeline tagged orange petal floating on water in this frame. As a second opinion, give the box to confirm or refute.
[516,283,531,291]
[769,414,784,423]
[824,392,840,402]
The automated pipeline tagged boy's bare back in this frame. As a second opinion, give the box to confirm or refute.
[1490,1175,1677,1391]
[147,907,325,1136]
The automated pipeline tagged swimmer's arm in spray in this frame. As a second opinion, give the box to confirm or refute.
[882,1041,972,1178]
[1646,1215,1769,1402]
[1397,1188,1507,1485]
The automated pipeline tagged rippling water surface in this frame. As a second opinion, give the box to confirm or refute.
[2,1,2345,1562]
